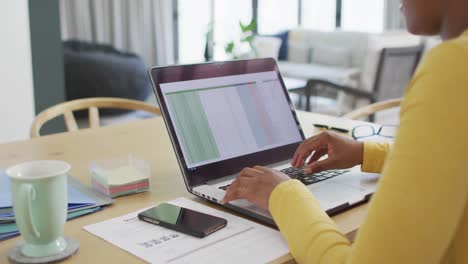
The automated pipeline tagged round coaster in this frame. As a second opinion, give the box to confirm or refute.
[7,237,79,264]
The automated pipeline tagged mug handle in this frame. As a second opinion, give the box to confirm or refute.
[19,184,41,239]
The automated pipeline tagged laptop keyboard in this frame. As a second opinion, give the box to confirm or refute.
[218,168,350,190]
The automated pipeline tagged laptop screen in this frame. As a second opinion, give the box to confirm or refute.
[160,71,302,169]
[151,58,305,186]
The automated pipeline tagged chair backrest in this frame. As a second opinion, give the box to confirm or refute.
[372,45,423,102]
[343,98,402,120]
[30,97,161,138]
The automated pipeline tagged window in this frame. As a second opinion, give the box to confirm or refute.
[178,0,212,63]
[177,0,387,63]
[301,0,336,31]
[213,0,252,60]
[341,0,385,32]
[257,0,299,34]
[178,0,252,63]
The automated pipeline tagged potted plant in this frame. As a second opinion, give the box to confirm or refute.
[224,19,258,59]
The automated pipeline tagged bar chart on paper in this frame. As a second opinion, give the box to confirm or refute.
[163,73,302,168]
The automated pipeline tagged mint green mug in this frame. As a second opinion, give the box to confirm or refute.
[6,160,70,257]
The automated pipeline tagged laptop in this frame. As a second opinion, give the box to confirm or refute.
[149,58,379,226]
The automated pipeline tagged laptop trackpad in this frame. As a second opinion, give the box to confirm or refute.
[310,182,363,210]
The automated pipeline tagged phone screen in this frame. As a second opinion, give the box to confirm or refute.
[139,203,227,237]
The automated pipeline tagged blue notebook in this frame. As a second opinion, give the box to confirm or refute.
[0,207,103,241]
[0,170,113,241]
[0,170,96,215]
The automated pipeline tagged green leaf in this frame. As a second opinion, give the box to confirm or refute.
[225,41,235,53]
[244,19,256,32]
[240,19,256,33]
[241,35,254,43]
[240,21,248,33]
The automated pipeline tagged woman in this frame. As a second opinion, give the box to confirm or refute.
[222,0,468,262]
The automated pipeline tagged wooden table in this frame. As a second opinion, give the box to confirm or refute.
[0,111,369,263]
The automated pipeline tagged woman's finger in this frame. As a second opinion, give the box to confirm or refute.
[292,136,316,166]
[253,166,272,173]
[307,147,328,165]
[305,157,335,174]
[223,167,262,204]
[222,179,242,203]
[292,133,328,167]
[222,176,254,204]
[292,142,314,167]
[239,167,263,178]
[221,188,240,204]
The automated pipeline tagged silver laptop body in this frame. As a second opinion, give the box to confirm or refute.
[149,58,379,226]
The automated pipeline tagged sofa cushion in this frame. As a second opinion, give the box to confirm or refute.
[311,45,353,67]
[287,42,311,63]
[263,31,289,60]
[288,29,370,67]
[253,36,282,59]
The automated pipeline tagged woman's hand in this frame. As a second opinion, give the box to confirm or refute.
[221,132,363,209]
[291,131,364,174]
[221,166,290,210]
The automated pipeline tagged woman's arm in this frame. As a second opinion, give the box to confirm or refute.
[361,142,391,173]
[269,42,468,263]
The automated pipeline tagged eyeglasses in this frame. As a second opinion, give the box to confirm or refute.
[352,125,398,140]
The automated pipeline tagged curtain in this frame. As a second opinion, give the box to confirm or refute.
[384,0,406,30]
[59,0,175,67]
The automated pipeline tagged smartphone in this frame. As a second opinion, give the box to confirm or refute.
[137,203,227,238]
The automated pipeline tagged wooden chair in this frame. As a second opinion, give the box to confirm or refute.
[30,97,161,138]
[342,98,402,120]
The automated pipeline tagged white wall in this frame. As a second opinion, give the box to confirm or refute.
[0,0,35,143]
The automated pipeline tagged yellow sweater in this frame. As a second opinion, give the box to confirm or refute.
[269,30,468,264]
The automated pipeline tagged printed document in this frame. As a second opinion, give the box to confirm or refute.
[84,198,289,264]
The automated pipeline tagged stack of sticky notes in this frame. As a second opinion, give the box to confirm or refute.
[90,155,150,198]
